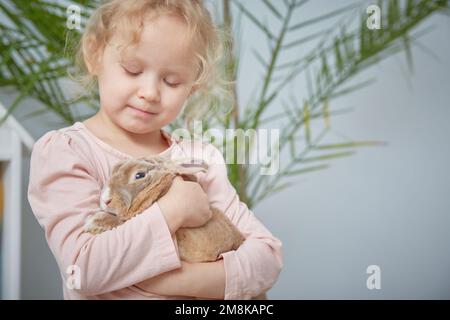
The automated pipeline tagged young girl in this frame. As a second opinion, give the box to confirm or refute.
[27,0,282,300]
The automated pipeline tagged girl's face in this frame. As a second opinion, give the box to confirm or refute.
[93,14,198,134]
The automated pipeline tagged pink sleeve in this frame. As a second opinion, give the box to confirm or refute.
[27,131,181,296]
[201,144,283,300]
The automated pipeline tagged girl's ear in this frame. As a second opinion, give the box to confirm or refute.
[83,35,100,75]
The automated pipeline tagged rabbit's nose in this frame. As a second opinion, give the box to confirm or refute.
[105,198,112,206]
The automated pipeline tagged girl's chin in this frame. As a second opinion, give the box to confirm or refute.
[119,119,160,134]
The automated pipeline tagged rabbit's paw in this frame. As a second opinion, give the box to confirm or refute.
[84,211,120,234]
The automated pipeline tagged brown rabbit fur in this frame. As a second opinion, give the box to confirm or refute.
[84,156,245,263]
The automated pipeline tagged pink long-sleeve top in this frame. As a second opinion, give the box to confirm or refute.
[27,121,283,300]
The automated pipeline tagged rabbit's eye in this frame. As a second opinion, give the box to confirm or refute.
[135,171,146,180]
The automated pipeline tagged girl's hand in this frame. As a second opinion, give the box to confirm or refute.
[157,176,212,234]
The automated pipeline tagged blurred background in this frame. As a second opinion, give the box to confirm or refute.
[0,0,449,299]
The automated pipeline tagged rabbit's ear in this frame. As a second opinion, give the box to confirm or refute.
[176,162,208,176]
[140,156,166,168]
[179,173,198,182]
[174,158,208,169]
[111,160,128,174]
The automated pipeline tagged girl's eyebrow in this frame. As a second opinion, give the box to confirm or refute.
[161,66,191,75]
[120,57,190,76]
[119,50,193,74]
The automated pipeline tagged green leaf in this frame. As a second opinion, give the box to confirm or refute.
[360,13,367,57]
[251,48,268,68]
[403,33,414,73]
[342,27,356,61]
[328,78,376,99]
[293,0,309,9]
[303,101,311,146]
[282,30,324,50]
[320,51,332,83]
[288,2,361,32]
[289,136,296,159]
[305,67,314,100]
[282,100,297,126]
[21,107,50,119]
[232,1,275,40]
[334,37,344,73]
[322,99,330,129]
[406,0,415,17]
[262,91,278,108]
[0,75,37,124]
[314,141,385,150]
[297,151,355,163]
[285,164,330,175]
[413,39,441,62]
[388,0,401,28]
[259,111,287,125]
[262,0,283,20]
[268,182,293,194]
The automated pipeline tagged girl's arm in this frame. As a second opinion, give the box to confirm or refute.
[135,260,225,299]
[27,131,182,296]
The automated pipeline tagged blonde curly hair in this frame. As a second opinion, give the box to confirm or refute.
[68,0,234,124]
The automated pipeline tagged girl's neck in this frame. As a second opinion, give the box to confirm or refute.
[83,111,169,157]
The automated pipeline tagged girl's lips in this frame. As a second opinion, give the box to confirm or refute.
[127,105,158,116]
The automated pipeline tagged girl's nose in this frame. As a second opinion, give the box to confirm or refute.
[138,78,160,103]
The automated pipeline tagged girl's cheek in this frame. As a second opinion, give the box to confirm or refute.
[112,80,136,98]
[163,94,181,111]
[111,73,131,88]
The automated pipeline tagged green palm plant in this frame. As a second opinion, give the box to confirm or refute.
[1,0,448,209]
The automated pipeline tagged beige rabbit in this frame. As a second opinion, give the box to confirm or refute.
[84,156,245,262]
[83,155,266,299]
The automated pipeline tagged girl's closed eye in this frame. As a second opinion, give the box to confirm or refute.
[121,65,142,76]
[163,78,181,88]
[121,65,181,88]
